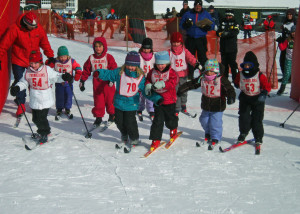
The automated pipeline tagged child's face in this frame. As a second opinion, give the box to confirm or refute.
[205,70,216,76]
[30,62,41,70]
[142,48,151,53]
[157,64,166,71]
[243,63,252,69]
[58,55,68,62]
[172,42,181,47]
[126,65,137,72]
[94,43,104,55]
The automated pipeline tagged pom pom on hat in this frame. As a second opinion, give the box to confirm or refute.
[125,51,140,67]
[23,12,38,27]
[29,50,43,63]
[155,51,170,64]
[57,46,69,57]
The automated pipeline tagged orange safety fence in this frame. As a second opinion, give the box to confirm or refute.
[32,9,278,89]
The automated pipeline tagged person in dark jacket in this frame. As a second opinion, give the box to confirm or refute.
[216,9,239,82]
[233,51,271,146]
[178,0,190,17]
[179,0,215,79]
[208,5,219,31]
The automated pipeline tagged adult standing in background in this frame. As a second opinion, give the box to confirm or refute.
[217,9,239,82]
[276,8,297,82]
[101,9,118,39]
[95,11,103,33]
[65,10,75,40]
[242,14,253,39]
[208,5,219,31]
[180,0,215,79]
[263,15,275,31]
[83,8,96,37]
[178,0,190,18]
[0,12,54,117]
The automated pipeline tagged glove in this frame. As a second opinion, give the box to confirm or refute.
[10,85,20,96]
[93,70,100,78]
[227,97,235,105]
[155,98,164,106]
[201,25,211,31]
[47,57,56,65]
[79,80,85,92]
[62,73,73,82]
[74,70,82,81]
[153,81,165,90]
[108,81,114,87]
[145,83,152,96]
[183,18,193,29]
[194,62,202,71]
[276,36,284,43]
[258,90,268,103]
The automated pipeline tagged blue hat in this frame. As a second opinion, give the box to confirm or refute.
[125,51,140,67]
[155,51,170,64]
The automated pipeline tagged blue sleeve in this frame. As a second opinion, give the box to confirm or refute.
[98,68,120,82]
[179,12,188,30]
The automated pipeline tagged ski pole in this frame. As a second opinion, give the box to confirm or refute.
[279,103,300,128]
[15,98,37,138]
[72,90,92,138]
[267,44,279,84]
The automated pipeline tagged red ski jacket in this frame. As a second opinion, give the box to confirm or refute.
[0,13,54,67]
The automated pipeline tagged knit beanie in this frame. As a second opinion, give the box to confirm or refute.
[194,0,203,6]
[125,51,140,67]
[23,12,38,27]
[142,38,153,49]
[225,9,234,17]
[29,50,43,63]
[243,51,259,68]
[155,51,170,64]
[171,32,183,43]
[204,59,220,74]
[183,0,188,5]
[57,46,69,57]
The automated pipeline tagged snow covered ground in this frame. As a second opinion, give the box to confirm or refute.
[0,36,300,214]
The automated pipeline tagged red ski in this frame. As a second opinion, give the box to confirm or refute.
[219,139,255,153]
[143,142,166,158]
[165,131,183,149]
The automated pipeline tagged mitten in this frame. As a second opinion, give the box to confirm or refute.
[258,90,268,103]
[153,81,165,90]
[79,80,85,92]
[62,73,73,82]
[183,18,193,29]
[145,83,152,96]
[227,97,235,105]
[108,81,114,87]
[47,57,56,65]
[10,85,20,96]
[74,70,82,81]
[194,62,202,71]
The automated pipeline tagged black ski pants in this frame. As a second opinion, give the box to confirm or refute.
[149,103,178,141]
[115,108,139,141]
[32,108,50,136]
[221,51,238,82]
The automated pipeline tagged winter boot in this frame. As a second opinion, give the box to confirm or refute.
[16,104,25,117]
[137,111,143,121]
[255,139,262,155]
[65,109,70,115]
[208,139,219,150]
[150,140,161,151]
[115,135,128,149]
[149,112,155,121]
[237,133,247,143]
[108,114,115,123]
[175,111,179,117]
[170,128,177,139]
[181,105,187,113]
[204,133,211,142]
[93,117,102,127]
[56,109,62,116]
[277,84,286,95]
[39,135,48,145]
[131,139,140,146]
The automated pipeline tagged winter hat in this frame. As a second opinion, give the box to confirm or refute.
[183,0,188,5]
[125,51,140,67]
[225,9,234,16]
[291,25,296,33]
[142,38,153,49]
[57,46,69,57]
[155,51,170,64]
[242,51,259,69]
[194,0,203,6]
[204,59,220,74]
[208,5,214,10]
[111,8,115,14]
[171,32,183,44]
[286,8,296,16]
[23,12,38,27]
[29,50,43,63]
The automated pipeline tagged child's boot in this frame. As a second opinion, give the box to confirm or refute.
[170,128,177,138]
[277,84,286,95]
[93,117,102,127]
[237,133,247,143]
[150,140,161,151]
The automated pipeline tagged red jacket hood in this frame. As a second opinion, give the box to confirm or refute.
[93,37,107,57]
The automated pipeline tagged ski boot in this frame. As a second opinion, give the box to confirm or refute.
[181,105,187,113]
[170,128,177,139]
[236,133,247,144]
[39,135,48,145]
[150,140,161,151]
[55,109,62,121]
[93,117,102,127]
[137,111,143,121]
[255,139,262,155]
[208,139,219,150]
[115,135,128,149]
[149,112,155,122]
[277,84,286,95]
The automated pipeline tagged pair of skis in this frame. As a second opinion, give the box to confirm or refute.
[83,121,114,136]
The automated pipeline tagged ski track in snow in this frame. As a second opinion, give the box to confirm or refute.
[0,35,300,213]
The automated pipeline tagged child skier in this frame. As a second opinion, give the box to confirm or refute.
[234,51,271,152]
[137,37,155,121]
[168,32,200,116]
[94,51,162,152]
[145,51,179,151]
[277,25,296,95]
[53,46,82,119]
[79,37,117,127]
[178,59,236,149]
[10,51,73,144]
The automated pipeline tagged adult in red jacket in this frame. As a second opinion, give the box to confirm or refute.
[145,51,179,151]
[79,37,117,126]
[0,12,54,117]
[263,15,275,31]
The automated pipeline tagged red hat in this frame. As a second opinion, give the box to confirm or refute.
[23,12,38,27]
[29,51,43,63]
[171,32,183,43]
[111,8,115,14]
